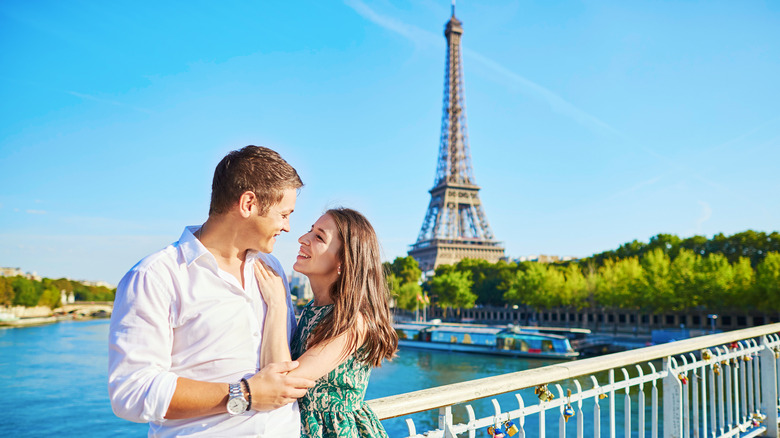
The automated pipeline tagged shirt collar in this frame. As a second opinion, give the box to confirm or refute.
[180,226,210,267]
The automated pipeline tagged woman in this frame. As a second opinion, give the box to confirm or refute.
[254,207,398,437]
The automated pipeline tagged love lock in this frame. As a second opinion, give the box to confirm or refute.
[486,425,505,438]
[502,420,518,437]
[535,384,554,402]
[563,404,575,423]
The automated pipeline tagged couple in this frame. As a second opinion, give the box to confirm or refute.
[108,146,398,437]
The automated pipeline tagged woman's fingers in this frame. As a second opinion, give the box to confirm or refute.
[254,258,280,279]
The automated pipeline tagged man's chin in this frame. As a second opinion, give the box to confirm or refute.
[256,243,274,254]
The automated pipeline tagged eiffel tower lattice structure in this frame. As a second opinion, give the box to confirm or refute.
[408,6,505,273]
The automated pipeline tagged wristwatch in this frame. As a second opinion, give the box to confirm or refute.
[226,382,249,415]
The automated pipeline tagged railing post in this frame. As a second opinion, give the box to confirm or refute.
[663,356,683,438]
[609,369,616,438]
[439,406,456,438]
[760,336,779,437]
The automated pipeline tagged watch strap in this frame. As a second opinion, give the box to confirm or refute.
[240,378,252,411]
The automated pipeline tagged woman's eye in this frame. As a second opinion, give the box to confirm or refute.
[316,235,324,241]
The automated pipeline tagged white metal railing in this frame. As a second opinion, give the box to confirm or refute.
[367,323,780,437]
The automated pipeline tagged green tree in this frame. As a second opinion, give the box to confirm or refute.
[696,253,733,310]
[388,273,424,311]
[756,252,780,312]
[647,233,682,258]
[0,277,13,306]
[38,286,62,309]
[729,257,755,309]
[11,277,39,307]
[503,262,565,310]
[385,257,424,312]
[430,269,475,317]
[669,249,700,311]
[51,278,74,294]
[456,258,511,306]
[595,258,643,309]
[560,263,588,310]
[640,248,672,312]
[388,256,422,285]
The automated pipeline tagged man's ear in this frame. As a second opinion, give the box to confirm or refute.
[238,191,257,218]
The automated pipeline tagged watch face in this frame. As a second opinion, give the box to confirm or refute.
[227,397,248,415]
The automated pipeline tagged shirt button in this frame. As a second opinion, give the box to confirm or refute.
[253,332,260,337]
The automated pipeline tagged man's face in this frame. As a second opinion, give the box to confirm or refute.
[252,188,297,253]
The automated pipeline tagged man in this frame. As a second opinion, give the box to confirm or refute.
[109,146,314,437]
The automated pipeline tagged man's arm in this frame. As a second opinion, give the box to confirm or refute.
[165,362,313,418]
[109,267,313,422]
[108,269,178,423]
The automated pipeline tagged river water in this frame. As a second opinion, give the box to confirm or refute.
[0,319,647,437]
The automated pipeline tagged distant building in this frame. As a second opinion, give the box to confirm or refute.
[0,267,24,277]
[514,255,578,264]
[0,267,41,280]
[81,280,115,289]
[289,271,313,301]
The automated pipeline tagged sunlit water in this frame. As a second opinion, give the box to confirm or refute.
[0,320,655,437]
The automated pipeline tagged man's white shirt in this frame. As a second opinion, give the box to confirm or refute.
[108,226,300,437]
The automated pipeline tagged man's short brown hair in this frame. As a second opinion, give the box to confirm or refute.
[209,145,303,216]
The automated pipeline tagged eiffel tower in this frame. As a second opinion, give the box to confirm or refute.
[408,5,505,273]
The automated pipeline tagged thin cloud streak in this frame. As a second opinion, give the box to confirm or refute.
[603,175,663,202]
[344,0,620,136]
[693,200,712,234]
[65,91,155,114]
[344,0,438,47]
[463,48,620,136]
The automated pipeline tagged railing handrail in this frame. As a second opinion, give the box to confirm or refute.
[367,322,780,420]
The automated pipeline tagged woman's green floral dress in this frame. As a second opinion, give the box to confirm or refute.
[291,302,389,438]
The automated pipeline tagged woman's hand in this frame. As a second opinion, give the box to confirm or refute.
[253,259,288,310]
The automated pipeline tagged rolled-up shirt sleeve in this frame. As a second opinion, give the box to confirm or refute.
[108,267,179,423]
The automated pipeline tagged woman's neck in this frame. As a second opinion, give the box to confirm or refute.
[309,276,335,306]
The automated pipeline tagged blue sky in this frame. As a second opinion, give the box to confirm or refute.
[1,0,778,285]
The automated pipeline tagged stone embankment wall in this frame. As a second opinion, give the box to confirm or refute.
[426,305,780,334]
[0,305,53,318]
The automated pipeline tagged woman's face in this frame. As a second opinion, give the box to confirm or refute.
[293,213,342,278]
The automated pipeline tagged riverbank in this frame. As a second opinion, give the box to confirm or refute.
[0,303,112,327]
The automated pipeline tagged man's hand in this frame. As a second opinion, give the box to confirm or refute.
[247,361,315,411]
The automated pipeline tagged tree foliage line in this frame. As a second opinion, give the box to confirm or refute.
[0,276,116,309]
[385,230,780,315]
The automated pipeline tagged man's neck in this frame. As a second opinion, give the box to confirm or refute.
[198,215,250,287]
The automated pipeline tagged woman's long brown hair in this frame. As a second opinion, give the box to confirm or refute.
[305,208,398,367]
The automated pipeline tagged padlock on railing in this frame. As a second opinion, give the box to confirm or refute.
[502,420,518,437]
[486,425,505,438]
[534,384,554,402]
[563,404,575,423]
